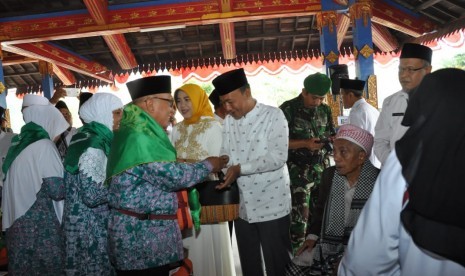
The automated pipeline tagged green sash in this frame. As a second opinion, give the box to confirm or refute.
[106,104,176,179]
[2,122,50,176]
[64,121,113,174]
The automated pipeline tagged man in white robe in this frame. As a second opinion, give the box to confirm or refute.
[340,78,380,168]
[374,43,432,164]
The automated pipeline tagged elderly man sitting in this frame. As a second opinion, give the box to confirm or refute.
[285,124,380,276]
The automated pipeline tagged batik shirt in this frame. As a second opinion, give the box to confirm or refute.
[279,95,335,187]
[107,161,211,270]
[63,148,115,275]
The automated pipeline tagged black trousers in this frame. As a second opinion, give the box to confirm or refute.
[235,215,292,276]
[115,264,170,276]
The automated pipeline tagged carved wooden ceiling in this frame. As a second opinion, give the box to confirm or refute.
[1,0,465,90]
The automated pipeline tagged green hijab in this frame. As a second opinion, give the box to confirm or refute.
[106,103,176,179]
[64,121,113,174]
[2,122,49,176]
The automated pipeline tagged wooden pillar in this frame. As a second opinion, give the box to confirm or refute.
[317,10,339,75]
[39,60,54,99]
[350,0,375,95]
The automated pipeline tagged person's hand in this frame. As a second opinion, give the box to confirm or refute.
[204,155,228,173]
[216,164,240,190]
[295,238,316,256]
[50,86,67,104]
[306,138,324,152]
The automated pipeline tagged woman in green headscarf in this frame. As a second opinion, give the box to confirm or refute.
[170,83,235,276]
[2,101,69,275]
[62,93,124,275]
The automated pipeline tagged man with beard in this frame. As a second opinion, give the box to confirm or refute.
[280,72,336,253]
[374,43,432,164]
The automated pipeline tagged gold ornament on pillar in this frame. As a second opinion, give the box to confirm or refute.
[38,61,54,78]
[0,82,5,94]
[349,0,373,27]
[316,11,338,34]
[360,44,374,59]
[325,51,339,64]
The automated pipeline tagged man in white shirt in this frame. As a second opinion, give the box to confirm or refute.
[340,78,380,168]
[374,43,432,164]
[213,68,292,276]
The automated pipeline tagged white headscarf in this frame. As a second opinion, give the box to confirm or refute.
[79,93,124,131]
[22,105,69,140]
[3,104,69,230]
[22,94,51,108]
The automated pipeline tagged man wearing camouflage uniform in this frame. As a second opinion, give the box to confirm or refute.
[279,72,335,252]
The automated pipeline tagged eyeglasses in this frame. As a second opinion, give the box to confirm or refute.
[398,66,426,74]
[147,96,174,108]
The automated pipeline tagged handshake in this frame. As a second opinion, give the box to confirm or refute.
[204,155,229,173]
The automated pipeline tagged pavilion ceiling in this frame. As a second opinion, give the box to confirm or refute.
[1,0,465,91]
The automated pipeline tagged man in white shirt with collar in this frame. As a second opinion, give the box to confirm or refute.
[340,78,380,168]
[213,68,292,276]
[374,43,432,164]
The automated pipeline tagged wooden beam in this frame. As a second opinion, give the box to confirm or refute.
[3,42,112,83]
[0,1,321,45]
[103,34,138,69]
[414,0,443,12]
[52,64,76,85]
[372,23,399,52]
[84,0,137,70]
[219,22,236,60]
[337,14,350,49]
[2,52,38,65]
[371,0,437,37]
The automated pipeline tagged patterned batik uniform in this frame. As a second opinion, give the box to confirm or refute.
[6,177,65,275]
[63,148,115,276]
[279,95,335,252]
[107,161,211,270]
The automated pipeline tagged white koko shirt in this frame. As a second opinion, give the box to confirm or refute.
[221,102,291,223]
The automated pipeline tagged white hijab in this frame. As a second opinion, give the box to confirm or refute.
[2,105,69,230]
[23,104,70,140]
[79,93,124,130]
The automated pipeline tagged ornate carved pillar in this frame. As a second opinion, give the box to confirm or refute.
[39,60,54,99]
[317,10,339,74]
[350,0,375,96]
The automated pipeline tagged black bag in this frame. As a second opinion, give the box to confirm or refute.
[195,173,240,224]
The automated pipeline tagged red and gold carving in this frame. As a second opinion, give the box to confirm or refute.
[316,11,338,34]
[349,0,372,27]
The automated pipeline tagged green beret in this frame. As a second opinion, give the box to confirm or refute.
[303,72,331,96]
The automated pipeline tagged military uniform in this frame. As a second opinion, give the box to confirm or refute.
[280,94,335,252]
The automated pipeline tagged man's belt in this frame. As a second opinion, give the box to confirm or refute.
[115,208,177,221]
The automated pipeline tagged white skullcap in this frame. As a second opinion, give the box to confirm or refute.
[22,94,51,108]
[335,124,374,156]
